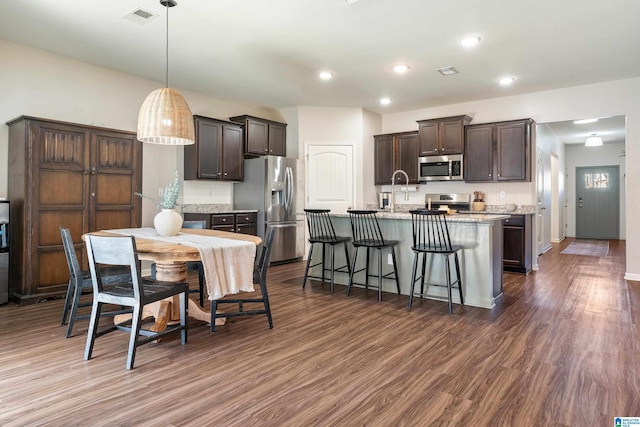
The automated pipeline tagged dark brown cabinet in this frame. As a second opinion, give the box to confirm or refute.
[503,214,532,273]
[184,212,257,235]
[464,118,534,182]
[417,115,471,156]
[229,115,287,157]
[374,132,418,185]
[7,116,142,304]
[184,116,244,181]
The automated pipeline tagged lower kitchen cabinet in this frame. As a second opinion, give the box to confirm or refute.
[503,214,532,273]
[184,212,257,235]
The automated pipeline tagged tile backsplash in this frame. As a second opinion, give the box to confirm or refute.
[183,180,233,205]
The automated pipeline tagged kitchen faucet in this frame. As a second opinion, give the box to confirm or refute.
[390,169,409,213]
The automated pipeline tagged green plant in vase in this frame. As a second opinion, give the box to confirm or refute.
[136,170,183,236]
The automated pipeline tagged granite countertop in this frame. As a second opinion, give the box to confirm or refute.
[181,204,258,214]
[329,211,510,223]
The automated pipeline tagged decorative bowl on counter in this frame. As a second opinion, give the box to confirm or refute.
[505,203,517,212]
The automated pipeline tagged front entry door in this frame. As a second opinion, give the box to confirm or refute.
[576,166,619,239]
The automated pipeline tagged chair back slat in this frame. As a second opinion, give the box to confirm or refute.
[410,210,453,251]
[347,210,385,246]
[256,227,276,284]
[60,227,83,285]
[85,235,140,299]
[304,209,337,240]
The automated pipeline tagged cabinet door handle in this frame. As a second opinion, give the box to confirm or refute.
[224,173,228,176]
[222,218,226,222]
[264,148,268,152]
[489,173,492,177]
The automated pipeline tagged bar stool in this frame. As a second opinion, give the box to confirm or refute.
[346,210,400,302]
[302,209,351,293]
[408,210,464,314]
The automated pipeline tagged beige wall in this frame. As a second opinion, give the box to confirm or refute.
[3,39,640,279]
[0,39,279,225]
[381,78,639,279]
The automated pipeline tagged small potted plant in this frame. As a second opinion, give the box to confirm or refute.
[136,170,183,236]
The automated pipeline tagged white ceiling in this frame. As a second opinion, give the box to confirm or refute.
[544,116,626,146]
[1,0,639,118]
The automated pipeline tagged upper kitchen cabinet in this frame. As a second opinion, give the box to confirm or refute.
[417,115,471,156]
[229,115,287,157]
[464,118,534,182]
[184,116,244,181]
[374,131,418,184]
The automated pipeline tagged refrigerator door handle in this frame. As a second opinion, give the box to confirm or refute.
[284,167,293,210]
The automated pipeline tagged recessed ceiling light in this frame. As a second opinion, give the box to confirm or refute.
[460,35,481,47]
[573,118,599,124]
[345,0,361,3]
[318,71,334,80]
[436,66,459,76]
[393,64,410,73]
[379,98,392,105]
[498,76,516,85]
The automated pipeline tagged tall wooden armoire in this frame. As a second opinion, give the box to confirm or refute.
[7,116,142,304]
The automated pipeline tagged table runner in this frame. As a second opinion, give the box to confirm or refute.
[107,228,256,300]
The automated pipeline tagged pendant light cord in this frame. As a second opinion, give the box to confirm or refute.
[165,2,169,88]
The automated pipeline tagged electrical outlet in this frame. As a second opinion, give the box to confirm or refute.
[388,253,393,265]
[499,191,506,199]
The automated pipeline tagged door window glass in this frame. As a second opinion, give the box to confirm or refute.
[585,172,609,189]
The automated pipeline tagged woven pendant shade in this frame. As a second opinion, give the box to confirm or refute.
[137,87,195,145]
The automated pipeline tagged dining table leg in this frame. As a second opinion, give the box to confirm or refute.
[152,261,225,330]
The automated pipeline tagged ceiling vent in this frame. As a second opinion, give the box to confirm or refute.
[436,66,459,76]
[123,7,159,24]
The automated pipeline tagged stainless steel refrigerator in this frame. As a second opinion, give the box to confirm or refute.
[234,156,304,264]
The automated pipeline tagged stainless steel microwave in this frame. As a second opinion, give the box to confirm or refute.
[418,154,463,182]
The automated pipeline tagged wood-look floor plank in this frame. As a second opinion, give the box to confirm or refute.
[0,238,638,426]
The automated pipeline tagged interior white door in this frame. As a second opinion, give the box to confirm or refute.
[306,145,353,212]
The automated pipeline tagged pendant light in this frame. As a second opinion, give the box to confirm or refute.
[585,133,603,147]
[137,0,195,145]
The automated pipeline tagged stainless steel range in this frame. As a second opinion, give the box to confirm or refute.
[425,193,471,211]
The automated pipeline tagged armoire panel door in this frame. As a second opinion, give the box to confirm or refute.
[90,131,142,232]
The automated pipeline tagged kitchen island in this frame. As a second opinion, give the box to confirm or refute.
[315,212,509,309]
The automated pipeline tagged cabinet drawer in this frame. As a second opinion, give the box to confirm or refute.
[212,225,236,233]
[235,212,257,224]
[211,214,235,226]
[503,215,524,227]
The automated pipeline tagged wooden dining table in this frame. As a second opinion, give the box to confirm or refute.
[86,228,262,332]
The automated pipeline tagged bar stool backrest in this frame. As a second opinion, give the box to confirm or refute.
[410,210,453,252]
[304,209,337,241]
[348,210,386,246]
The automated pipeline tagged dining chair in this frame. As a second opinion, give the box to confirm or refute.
[302,209,351,293]
[83,234,188,370]
[210,227,275,333]
[408,210,464,314]
[151,220,207,306]
[59,227,131,338]
[346,210,401,302]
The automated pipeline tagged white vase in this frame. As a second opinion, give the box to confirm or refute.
[154,209,183,237]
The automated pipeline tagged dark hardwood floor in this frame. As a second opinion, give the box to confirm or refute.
[0,238,638,426]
